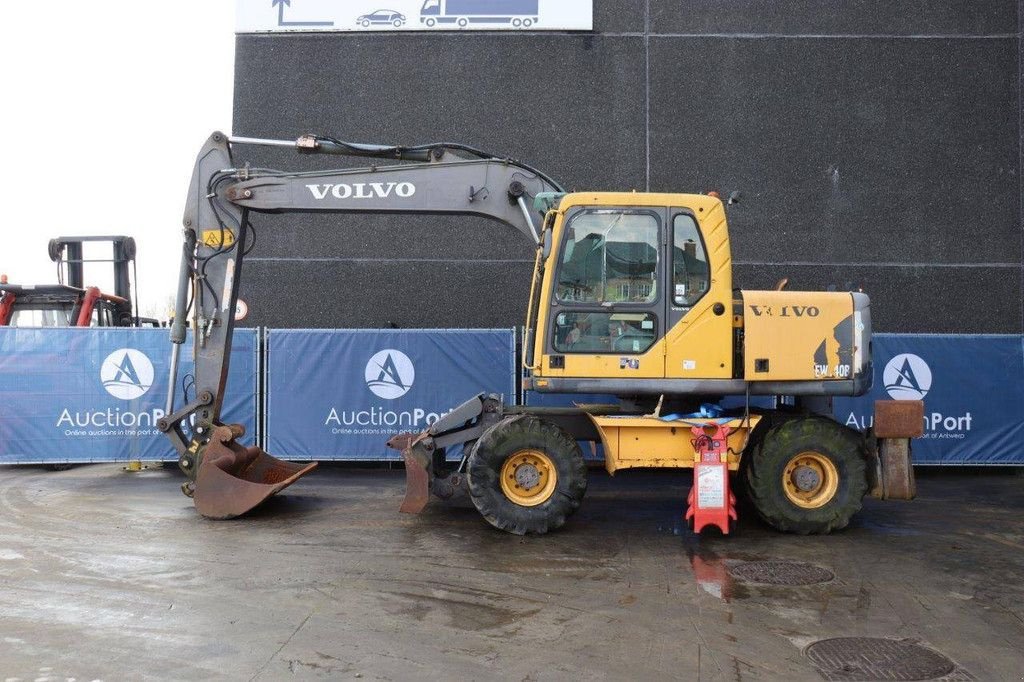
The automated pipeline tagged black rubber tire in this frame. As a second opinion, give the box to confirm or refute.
[744,417,868,534]
[467,415,587,535]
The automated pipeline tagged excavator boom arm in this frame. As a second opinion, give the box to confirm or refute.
[226,159,555,242]
[159,131,562,518]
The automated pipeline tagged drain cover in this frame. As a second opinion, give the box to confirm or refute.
[730,560,834,586]
[806,637,958,681]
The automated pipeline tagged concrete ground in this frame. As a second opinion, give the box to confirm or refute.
[0,465,1021,681]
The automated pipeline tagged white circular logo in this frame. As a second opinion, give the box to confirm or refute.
[365,349,415,400]
[883,353,932,400]
[100,348,154,400]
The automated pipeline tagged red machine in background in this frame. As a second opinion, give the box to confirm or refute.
[0,236,156,328]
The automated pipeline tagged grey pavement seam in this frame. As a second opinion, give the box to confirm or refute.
[239,31,1018,40]
[644,0,651,192]
[246,258,1022,268]
[733,261,1022,269]
[247,257,534,263]
[644,33,1018,40]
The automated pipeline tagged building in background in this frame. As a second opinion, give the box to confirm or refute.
[233,0,1022,334]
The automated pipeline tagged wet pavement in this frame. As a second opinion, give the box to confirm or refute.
[0,465,1021,681]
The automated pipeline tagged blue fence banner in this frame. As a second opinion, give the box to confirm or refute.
[4,327,1019,466]
[833,334,1024,465]
[265,329,516,460]
[0,328,258,464]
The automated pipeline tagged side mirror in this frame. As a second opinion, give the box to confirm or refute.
[542,228,553,259]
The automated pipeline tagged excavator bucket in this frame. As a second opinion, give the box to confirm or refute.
[387,432,431,514]
[194,425,317,519]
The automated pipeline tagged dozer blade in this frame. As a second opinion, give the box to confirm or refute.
[387,432,431,514]
[194,424,317,519]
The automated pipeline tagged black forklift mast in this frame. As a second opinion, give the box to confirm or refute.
[48,235,138,324]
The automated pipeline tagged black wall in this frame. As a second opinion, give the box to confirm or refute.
[233,1,1022,333]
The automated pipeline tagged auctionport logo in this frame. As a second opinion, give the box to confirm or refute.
[365,349,415,400]
[100,349,154,400]
[883,353,932,400]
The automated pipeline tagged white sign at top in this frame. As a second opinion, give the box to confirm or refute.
[236,0,594,33]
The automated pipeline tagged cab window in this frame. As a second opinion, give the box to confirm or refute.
[91,302,116,327]
[556,210,659,304]
[672,214,709,307]
[552,311,657,354]
[8,306,73,327]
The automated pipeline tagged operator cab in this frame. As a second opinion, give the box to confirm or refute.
[551,206,710,356]
[530,192,734,387]
[527,191,870,396]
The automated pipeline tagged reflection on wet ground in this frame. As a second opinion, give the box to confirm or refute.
[0,465,1020,680]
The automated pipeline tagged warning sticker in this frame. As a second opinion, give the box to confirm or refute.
[201,229,235,248]
[697,465,726,508]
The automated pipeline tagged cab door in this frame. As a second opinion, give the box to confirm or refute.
[662,204,734,380]
[545,206,667,379]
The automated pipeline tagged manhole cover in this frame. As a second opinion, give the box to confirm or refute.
[730,560,834,586]
[806,637,958,681]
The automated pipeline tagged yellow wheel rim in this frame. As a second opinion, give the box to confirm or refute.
[500,449,557,507]
[782,451,839,509]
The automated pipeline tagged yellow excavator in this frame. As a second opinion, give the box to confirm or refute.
[158,131,920,534]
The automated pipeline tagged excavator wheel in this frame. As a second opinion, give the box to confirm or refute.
[744,417,868,535]
[466,415,587,535]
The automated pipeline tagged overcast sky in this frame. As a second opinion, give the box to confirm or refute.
[0,2,235,318]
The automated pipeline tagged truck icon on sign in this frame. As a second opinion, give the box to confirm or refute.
[420,0,539,28]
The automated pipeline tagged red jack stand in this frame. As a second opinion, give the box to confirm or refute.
[685,422,737,534]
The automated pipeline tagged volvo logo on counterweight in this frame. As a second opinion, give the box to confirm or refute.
[365,349,415,399]
[100,349,154,400]
[883,353,932,400]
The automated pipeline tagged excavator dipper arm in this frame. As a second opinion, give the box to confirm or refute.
[159,131,562,518]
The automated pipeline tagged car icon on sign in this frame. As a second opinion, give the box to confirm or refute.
[357,10,407,28]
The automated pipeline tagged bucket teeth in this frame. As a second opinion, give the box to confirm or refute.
[193,424,317,519]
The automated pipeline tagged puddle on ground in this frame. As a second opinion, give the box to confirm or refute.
[849,517,922,536]
[689,552,744,601]
[681,539,753,602]
[378,588,540,632]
